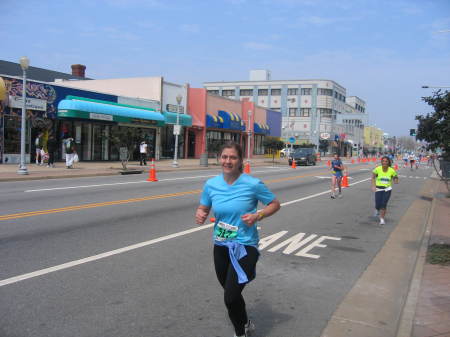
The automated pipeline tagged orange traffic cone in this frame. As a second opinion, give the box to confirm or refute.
[394,163,399,171]
[327,160,331,167]
[342,174,349,188]
[292,160,297,169]
[210,217,216,223]
[351,159,355,164]
[244,161,251,174]
[146,158,158,182]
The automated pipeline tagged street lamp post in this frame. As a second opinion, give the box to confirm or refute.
[17,56,29,175]
[247,110,252,163]
[172,94,183,168]
[421,85,450,89]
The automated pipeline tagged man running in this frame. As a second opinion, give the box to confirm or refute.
[330,153,344,199]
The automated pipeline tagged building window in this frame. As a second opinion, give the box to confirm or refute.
[239,89,253,96]
[207,90,219,95]
[301,88,311,95]
[288,88,298,95]
[289,108,298,116]
[318,88,333,96]
[222,90,235,97]
[270,108,281,112]
[319,108,332,118]
[300,108,310,117]
[271,88,281,96]
[258,89,268,96]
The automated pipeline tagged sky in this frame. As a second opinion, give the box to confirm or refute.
[1,0,450,137]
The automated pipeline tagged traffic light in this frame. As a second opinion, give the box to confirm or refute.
[410,129,416,136]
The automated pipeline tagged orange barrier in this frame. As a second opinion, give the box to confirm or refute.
[244,161,251,174]
[146,158,158,182]
[292,160,297,169]
[342,174,349,188]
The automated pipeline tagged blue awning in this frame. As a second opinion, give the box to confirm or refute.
[254,122,270,134]
[206,114,223,128]
[218,110,241,130]
[163,111,192,126]
[58,99,165,124]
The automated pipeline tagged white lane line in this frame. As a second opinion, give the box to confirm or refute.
[23,167,294,192]
[3,176,371,287]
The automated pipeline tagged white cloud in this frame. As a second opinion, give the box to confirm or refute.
[243,42,273,50]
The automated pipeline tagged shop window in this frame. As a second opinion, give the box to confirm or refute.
[288,88,298,95]
[207,90,219,95]
[222,90,235,97]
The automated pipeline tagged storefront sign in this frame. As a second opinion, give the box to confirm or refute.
[89,113,113,121]
[320,132,330,139]
[8,95,47,111]
[166,104,184,113]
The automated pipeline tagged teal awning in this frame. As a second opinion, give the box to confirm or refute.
[163,111,192,126]
[58,98,165,126]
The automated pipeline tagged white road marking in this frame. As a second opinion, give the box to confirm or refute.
[24,168,292,193]
[2,176,372,287]
[315,176,331,179]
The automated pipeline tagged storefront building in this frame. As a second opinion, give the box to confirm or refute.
[188,88,281,159]
[0,75,168,164]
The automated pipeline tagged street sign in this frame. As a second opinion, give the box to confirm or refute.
[288,137,296,144]
[173,125,181,135]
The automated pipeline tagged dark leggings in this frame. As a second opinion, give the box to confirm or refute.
[375,190,392,210]
[48,151,55,165]
[214,244,259,336]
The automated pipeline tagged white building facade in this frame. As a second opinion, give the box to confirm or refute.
[204,70,368,156]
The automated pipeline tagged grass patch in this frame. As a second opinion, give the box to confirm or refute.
[427,244,450,265]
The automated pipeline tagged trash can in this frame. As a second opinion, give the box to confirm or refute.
[439,159,450,178]
[200,153,208,167]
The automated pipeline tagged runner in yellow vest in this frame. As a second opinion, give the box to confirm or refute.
[371,156,399,225]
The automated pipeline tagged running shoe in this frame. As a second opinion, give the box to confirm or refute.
[379,218,385,225]
[245,320,255,335]
[330,194,336,199]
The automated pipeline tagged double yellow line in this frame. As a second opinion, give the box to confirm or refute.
[0,190,202,221]
[1,166,363,221]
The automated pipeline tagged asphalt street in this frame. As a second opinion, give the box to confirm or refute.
[0,162,432,337]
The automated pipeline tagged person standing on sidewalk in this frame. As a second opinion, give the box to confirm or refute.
[139,141,148,166]
[34,132,44,165]
[195,141,280,337]
[330,153,345,199]
[64,137,77,169]
[371,156,399,225]
[47,134,57,168]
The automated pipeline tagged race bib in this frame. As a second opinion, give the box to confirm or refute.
[214,221,238,241]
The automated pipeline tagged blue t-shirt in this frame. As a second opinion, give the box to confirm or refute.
[200,173,276,246]
[331,159,343,171]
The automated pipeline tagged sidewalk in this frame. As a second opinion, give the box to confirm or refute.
[410,179,450,337]
[0,156,308,182]
[0,156,340,182]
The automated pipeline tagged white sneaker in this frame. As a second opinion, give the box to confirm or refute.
[379,218,385,225]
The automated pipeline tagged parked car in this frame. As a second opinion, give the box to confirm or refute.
[288,148,317,166]
[280,147,293,158]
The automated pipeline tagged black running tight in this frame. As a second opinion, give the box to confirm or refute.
[213,244,259,336]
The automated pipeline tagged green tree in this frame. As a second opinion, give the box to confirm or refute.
[416,90,450,160]
[263,136,285,163]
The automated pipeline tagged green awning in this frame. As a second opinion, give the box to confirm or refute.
[163,111,192,126]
